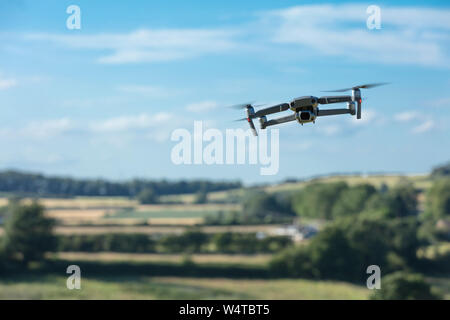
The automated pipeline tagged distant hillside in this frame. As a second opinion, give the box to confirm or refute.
[0,170,241,197]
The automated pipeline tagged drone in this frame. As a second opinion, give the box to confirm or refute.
[233,83,388,136]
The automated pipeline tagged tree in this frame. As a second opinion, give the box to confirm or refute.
[370,271,441,300]
[331,184,376,218]
[366,183,417,218]
[389,183,418,217]
[292,182,348,219]
[194,190,208,204]
[3,202,56,265]
[307,226,360,280]
[137,188,158,204]
[241,191,294,224]
[426,178,450,219]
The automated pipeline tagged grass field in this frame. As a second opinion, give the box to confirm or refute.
[49,224,280,235]
[0,275,370,300]
[51,252,273,266]
[109,205,238,219]
[0,224,280,236]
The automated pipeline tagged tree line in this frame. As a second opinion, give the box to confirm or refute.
[57,231,292,254]
[0,170,241,197]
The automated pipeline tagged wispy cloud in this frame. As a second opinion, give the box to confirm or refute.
[91,112,173,132]
[117,85,171,97]
[1,118,75,139]
[186,101,219,113]
[25,29,238,64]
[261,4,450,67]
[320,124,342,136]
[394,110,438,133]
[0,112,178,142]
[350,109,378,126]
[19,5,450,67]
[394,111,419,122]
[0,76,17,90]
[412,119,435,134]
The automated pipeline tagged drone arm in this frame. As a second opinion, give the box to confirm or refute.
[255,103,290,117]
[318,96,352,104]
[264,114,297,128]
[317,108,351,117]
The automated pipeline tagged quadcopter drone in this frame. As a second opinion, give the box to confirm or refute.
[233,83,388,136]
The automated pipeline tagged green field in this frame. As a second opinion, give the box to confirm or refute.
[109,209,221,219]
[51,252,273,266]
[0,275,370,300]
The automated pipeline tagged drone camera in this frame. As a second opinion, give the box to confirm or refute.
[300,112,311,121]
[295,110,316,124]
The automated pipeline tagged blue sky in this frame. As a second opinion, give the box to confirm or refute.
[0,0,449,183]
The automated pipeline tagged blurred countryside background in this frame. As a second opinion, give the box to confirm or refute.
[1,0,450,299]
[0,165,449,299]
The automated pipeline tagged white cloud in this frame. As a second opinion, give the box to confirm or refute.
[412,119,435,134]
[351,109,377,125]
[19,5,450,67]
[0,77,17,90]
[117,85,170,97]
[92,112,173,132]
[321,124,342,136]
[262,4,450,67]
[394,111,419,122]
[186,101,219,113]
[25,29,238,64]
[17,118,74,139]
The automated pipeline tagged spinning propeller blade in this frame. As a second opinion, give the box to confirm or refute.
[230,102,259,136]
[322,82,389,92]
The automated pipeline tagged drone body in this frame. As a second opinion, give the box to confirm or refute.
[235,83,387,136]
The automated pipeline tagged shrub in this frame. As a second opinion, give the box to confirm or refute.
[137,188,158,204]
[370,271,441,300]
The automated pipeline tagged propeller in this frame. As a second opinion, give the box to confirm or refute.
[230,102,260,136]
[322,82,389,92]
[322,83,388,119]
[227,102,265,110]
